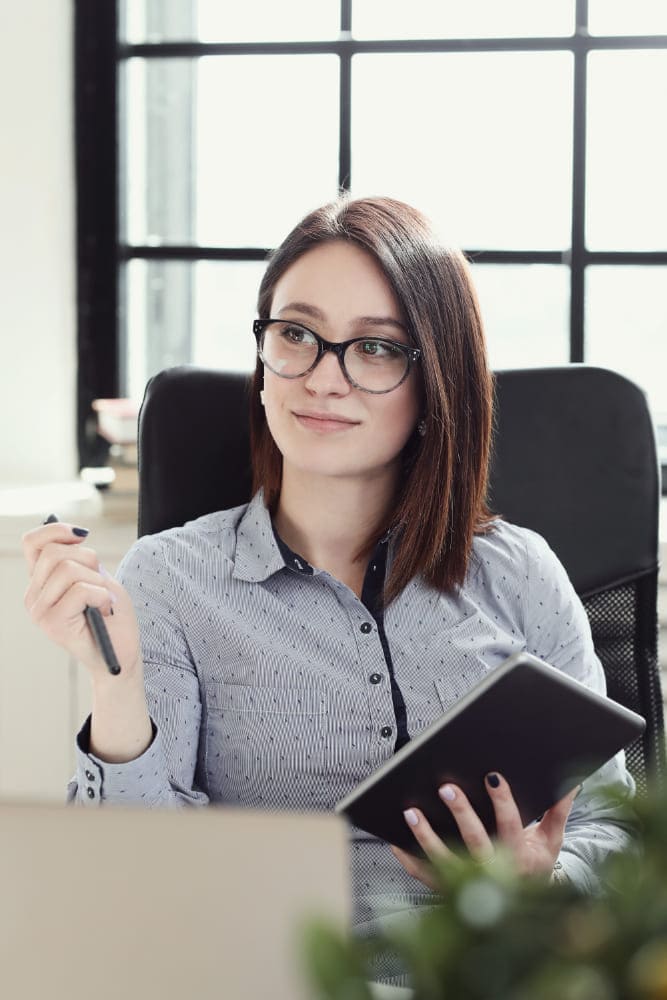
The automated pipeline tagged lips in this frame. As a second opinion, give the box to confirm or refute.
[293,410,358,424]
[292,410,360,432]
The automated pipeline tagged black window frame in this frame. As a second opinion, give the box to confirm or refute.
[75,0,667,477]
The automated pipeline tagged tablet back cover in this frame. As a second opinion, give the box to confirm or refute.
[336,653,644,854]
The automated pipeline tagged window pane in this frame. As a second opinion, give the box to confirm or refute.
[589,0,667,36]
[196,55,339,246]
[353,0,574,39]
[352,53,573,250]
[471,264,570,368]
[121,0,339,43]
[123,260,264,402]
[586,266,667,418]
[121,58,197,245]
[122,56,340,247]
[587,51,667,250]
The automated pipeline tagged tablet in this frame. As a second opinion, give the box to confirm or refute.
[335,652,645,856]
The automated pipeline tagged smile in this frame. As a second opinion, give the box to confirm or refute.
[293,411,360,433]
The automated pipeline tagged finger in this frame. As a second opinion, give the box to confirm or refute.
[26,560,113,624]
[402,807,454,863]
[437,784,495,862]
[390,844,441,892]
[37,581,116,641]
[24,542,101,607]
[537,784,581,850]
[484,773,525,854]
[22,522,91,574]
[26,542,101,606]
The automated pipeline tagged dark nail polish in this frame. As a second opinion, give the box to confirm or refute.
[72,527,89,537]
[486,773,500,788]
[43,513,59,525]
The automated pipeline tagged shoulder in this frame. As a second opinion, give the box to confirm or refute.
[120,503,250,571]
[468,518,575,621]
[471,517,556,577]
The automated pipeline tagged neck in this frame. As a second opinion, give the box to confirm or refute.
[274,466,398,592]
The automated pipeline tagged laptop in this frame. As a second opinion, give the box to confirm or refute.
[0,801,350,1000]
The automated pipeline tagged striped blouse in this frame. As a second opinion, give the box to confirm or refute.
[69,489,637,982]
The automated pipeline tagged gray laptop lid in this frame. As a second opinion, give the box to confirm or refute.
[0,802,350,1000]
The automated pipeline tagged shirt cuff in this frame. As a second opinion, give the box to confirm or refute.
[70,714,165,805]
[551,851,601,893]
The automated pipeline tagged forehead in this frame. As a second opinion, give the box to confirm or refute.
[270,239,403,322]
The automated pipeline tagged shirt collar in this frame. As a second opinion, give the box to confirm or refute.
[273,530,315,576]
[232,488,398,585]
[232,489,287,583]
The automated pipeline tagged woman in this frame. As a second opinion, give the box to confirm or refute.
[23,196,635,985]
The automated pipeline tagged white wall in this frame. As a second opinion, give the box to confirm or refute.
[0,0,97,801]
[0,0,77,486]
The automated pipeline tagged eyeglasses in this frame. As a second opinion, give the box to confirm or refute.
[253,319,421,394]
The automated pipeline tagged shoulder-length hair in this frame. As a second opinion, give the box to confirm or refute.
[250,195,494,605]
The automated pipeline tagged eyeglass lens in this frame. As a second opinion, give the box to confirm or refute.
[260,321,409,392]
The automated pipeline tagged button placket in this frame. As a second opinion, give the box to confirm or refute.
[344,597,393,764]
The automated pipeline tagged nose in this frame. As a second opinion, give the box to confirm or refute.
[303,347,351,395]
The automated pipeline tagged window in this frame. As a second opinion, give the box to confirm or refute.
[75,0,667,477]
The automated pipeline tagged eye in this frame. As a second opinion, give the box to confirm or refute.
[278,323,316,346]
[355,339,403,359]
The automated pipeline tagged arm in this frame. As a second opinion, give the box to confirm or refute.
[391,526,638,890]
[522,528,638,890]
[69,531,209,808]
[20,519,206,808]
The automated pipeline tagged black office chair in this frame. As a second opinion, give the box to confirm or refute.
[137,364,666,793]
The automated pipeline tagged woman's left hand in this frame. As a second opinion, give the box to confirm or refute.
[391,772,579,892]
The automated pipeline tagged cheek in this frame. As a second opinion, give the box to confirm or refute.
[380,382,421,439]
[262,377,294,446]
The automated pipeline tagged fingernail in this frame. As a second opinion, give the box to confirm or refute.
[72,526,89,537]
[106,588,117,604]
[99,563,110,578]
[486,773,500,789]
[43,513,59,525]
[439,784,456,802]
[403,809,419,827]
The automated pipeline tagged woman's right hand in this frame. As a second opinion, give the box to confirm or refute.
[22,520,143,682]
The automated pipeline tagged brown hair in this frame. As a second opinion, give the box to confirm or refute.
[250,195,495,604]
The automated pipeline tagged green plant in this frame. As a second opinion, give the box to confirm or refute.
[302,793,667,1000]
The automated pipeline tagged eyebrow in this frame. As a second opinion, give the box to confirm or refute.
[277,301,408,335]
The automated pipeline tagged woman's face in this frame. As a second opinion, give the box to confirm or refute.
[262,239,421,487]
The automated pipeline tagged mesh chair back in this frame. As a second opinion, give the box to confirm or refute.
[138,364,665,791]
[581,577,661,793]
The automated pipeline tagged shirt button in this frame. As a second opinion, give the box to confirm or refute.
[360,621,373,634]
[369,673,382,685]
[86,787,95,799]
[85,770,95,782]
[380,726,393,738]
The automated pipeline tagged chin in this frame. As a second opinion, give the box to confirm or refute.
[282,446,397,483]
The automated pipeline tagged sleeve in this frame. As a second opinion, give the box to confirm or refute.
[67,533,209,808]
[521,528,640,892]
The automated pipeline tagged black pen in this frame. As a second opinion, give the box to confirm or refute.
[43,514,121,676]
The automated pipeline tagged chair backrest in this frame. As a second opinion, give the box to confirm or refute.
[138,364,665,792]
[488,367,664,793]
